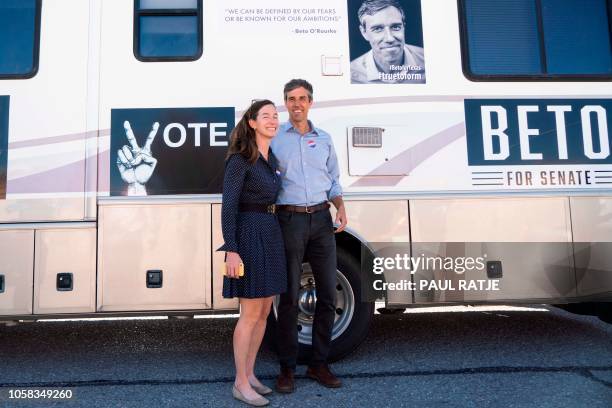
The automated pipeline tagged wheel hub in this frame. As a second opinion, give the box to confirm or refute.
[298,283,317,317]
[273,263,355,346]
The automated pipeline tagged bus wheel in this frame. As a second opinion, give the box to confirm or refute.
[269,247,374,363]
[596,303,612,324]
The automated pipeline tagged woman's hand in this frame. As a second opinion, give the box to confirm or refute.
[225,251,243,279]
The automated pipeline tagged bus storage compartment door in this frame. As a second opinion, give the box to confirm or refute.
[34,227,96,314]
[570,197,612,298]
[409,197,574,303]
[97,203,211,312]
[211,204,238,310]
[0,229,34,315]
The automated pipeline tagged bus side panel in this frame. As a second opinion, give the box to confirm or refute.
[409,197,575,304]
[211,204,238,310]
[331,200,412,305]
[571,197,612,299]
[97,203,211,312]
[33,228,96,314]
[0,230,34,315]
[0,0,89,223]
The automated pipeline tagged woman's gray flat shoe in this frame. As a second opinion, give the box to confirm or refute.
[250,383,273,396]
[232,385,269,407]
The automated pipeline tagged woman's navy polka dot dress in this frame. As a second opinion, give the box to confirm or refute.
[218,152,287,298]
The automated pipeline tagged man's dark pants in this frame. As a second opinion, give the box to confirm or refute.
[277,208,337,369]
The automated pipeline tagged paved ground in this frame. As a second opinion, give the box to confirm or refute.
[0,305,610,407]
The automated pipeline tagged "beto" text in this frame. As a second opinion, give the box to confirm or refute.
[481,104,609,161]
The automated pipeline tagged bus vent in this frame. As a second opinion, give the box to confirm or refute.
[352,127,383,147]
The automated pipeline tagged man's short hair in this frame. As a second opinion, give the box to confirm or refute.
[283,79,313,101]
[358,0,406,27]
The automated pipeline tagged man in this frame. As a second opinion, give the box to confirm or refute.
[350,0,426,84]
[271,79,348,392]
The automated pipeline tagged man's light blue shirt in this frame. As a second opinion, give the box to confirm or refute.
[271,120,343,206]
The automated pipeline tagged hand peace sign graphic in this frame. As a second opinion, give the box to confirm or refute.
[116,121,159,196]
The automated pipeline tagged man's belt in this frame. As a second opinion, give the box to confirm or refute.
[277,202,330,214]
[239,203,277,214]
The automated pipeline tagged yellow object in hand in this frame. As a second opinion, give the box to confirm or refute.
[223,262,244,277]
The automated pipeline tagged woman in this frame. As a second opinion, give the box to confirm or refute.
[218,100,287,406]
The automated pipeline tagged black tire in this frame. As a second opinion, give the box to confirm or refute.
[596,303,612,324]
[554,302,612,324]
[265,247,375,363]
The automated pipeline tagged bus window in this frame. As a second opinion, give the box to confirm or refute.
[459,0,612,80]
[134,0,203,62]
[0,0,41,79]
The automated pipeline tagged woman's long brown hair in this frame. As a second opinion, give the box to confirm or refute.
[226,99,275,164]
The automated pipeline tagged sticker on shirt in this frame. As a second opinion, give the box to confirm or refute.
[307,139,317,149]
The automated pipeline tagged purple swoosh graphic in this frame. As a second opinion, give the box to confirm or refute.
[8,150,108,194]
[7,128,111,193]
[350,122,466,187]
[6,122,465,193]
[8,159,86,194]
[99,148,110,192]
[8,129,110,149]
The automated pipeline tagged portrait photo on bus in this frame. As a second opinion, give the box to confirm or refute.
[348,0,426,84]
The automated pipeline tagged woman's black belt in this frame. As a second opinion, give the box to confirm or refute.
[239,203,277,214]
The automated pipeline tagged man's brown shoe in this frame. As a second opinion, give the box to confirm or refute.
[275,367,295,393]
[306,364,342,388]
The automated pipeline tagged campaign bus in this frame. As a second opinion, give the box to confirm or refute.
[0,0,611,361]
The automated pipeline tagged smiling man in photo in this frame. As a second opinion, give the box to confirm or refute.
[350,0,426,84]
